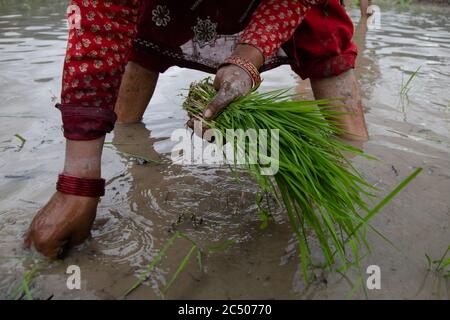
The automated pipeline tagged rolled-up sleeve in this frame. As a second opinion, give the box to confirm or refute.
[58,0,142,140]
[239,0,326,60]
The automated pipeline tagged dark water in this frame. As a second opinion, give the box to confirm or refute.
[0,1,449,299]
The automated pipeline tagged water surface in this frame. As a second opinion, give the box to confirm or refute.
[0,1,449,299]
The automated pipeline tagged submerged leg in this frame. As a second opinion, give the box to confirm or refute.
[115,61,159,124]
[310,69,369,141]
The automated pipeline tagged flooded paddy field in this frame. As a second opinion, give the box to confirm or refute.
[0,1,449,299]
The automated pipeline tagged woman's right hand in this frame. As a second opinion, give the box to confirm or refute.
[24,191,98,259]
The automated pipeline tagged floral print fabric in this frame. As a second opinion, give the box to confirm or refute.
[59,0,334,140]
[60,0,141,139]
[239,0,325,59]
[62,0,140,109]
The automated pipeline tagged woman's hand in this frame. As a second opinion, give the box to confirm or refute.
[202,64,253,120]
[203,44,263,120]
[25,192,98,259]
[187,44,264,133]
[24,137,103,259]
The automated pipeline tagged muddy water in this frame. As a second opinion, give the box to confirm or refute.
[0,1,449,299]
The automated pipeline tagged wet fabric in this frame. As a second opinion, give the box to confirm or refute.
[59,0,357,140]
[61,0,141,140]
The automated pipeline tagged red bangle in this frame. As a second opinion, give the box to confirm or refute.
[56,174,105,198]
[218,56,261,88]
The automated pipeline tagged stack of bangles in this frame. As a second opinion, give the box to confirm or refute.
[56,174,105,197]
[219,55,261,88]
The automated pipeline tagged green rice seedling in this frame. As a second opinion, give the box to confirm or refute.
[9,259,48,300]
[183,78,421,281]
[395,0,412,7]
[123,231,235,298]
[14,134,26,151]
[426,245,450,276]
[400,66,421,98]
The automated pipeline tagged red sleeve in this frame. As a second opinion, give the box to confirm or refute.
[239,0,326,59]
[59,0,142,140]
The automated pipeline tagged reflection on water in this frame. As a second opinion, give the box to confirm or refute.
[0,1,449,299]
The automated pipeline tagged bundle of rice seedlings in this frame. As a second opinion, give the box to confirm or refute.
[183,78,420,280]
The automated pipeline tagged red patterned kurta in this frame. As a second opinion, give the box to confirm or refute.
[239,0,323,58]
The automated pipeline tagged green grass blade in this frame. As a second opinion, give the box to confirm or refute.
[162,245,197,294]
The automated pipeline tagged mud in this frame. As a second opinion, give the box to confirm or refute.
[0,1,449,299]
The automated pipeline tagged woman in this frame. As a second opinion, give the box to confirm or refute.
[25,0,368,259]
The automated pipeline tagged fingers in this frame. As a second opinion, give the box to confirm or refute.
[23,192,98,260]
[26,231,71,260]
[30,234,64,260]
[24,218,35,249]
[186,117,212,141]
[203,81,240,120]
[24,230,32,249]
[68,227,91,247]
[24,209,69,260]
[213,68,224,90]
[186,118,193,130]
[205,65,252,120]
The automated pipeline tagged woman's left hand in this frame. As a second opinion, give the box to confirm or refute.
[186,64,252,135]
[186,44,264,132]
[202,64,252,120]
